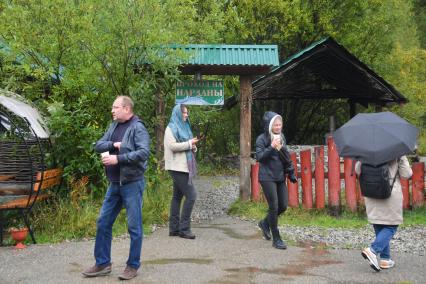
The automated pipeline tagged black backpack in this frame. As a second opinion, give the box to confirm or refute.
[359,161,398,199]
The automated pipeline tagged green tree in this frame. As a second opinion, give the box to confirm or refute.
[413,0,426,48]
[0,0,225,191]
[387,45,426,153]
[221,0,424,146]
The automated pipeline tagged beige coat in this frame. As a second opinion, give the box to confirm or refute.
[164,126,192,172]
[355,156,412,225]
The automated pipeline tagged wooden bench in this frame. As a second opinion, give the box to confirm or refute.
[0,168,63,245]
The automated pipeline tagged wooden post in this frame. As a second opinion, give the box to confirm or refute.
[327,136,341,215]
[288,152,299,207]
[349,99,356,118]
[301,149,313,209]
[356,176,364,206]
[400,178,410,210]
[154,90,165,169]
[344,159,357,212]
[239,76,252,201]
[251,162,260,202]
[412,162,425,208]
[314,146,325,209]
[375,104,383,112]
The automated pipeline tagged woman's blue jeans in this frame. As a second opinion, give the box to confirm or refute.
[94,179,144,269]
[371,224,398,260]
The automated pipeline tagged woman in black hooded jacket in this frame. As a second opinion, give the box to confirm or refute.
[255,111,297,249]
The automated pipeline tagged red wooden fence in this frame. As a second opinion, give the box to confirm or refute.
[301,149,313,209]
[401,178,410,209]
[327,137,341,211]
[314,146,325,209]
[250,162,261,202]
[250,138,426,211]
[287,152,299,207]
[344,159,357,212]
[412,162,425,208]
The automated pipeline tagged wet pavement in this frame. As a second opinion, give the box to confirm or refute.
[1,215,425,283]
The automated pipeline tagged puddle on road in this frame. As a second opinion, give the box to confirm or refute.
[143,258,213,265]
[296,240,329,256]
[213,239,341,282]
[210,266,294,284]
[194,224,260,240]
[69,262,83,273]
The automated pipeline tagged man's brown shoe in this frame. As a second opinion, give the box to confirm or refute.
[82,263,112,277]
[118,265,138,280]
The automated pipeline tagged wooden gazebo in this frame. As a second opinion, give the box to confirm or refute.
[252,37,408,116]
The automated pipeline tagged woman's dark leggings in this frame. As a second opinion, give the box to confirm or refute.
[260,181,288,240]
[168,170,197,234]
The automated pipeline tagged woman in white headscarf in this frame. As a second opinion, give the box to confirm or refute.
[255,111,297,250]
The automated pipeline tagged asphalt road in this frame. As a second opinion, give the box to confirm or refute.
[1,215,425,283]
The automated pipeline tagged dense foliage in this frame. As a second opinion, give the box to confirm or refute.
[222,0,426,145]
[0,0,425,216]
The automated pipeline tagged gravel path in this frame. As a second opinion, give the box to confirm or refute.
[193,176,426,256]
[192,176,239,221]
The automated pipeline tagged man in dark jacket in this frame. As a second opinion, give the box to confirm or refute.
[83,96,150,281]
[256,111,296,249]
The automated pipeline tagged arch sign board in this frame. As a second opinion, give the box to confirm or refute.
[176,80,224,105]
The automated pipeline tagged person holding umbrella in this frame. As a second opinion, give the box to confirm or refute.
[355,156,412,271]
[255,111,297,250]
[333,112,418,271]
[164,104,199,239]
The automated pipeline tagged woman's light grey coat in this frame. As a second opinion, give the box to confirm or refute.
[355,156,412,225]
[164,126,191,172]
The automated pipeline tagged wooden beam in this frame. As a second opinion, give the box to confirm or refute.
[349,99,356,118]
[239,76,252,201]
[253,89,359,100]
[0,194,49,209]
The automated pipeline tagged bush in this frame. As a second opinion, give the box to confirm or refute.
[31,170,172,244]
[47,98,107,197]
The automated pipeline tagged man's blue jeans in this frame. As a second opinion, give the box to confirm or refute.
[94,179,144,269]
[371,224,398,260]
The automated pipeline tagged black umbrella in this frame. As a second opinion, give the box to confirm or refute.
[333,112,418,166]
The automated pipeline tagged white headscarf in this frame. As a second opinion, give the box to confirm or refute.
[269,114,284,145]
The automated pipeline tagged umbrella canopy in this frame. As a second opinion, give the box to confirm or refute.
[333,112,418,166]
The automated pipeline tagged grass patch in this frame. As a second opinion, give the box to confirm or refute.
[402,205,426,226]
[25,174,173,244]
[229,200,426,228]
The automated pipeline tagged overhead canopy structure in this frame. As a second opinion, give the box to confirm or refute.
[173,44,279,75]
[252,37,407,108]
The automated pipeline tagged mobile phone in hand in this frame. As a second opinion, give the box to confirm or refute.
[198,134,206,141]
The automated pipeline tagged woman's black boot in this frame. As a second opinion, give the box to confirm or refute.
[272,238,287,250]
[258,219,271,240]
[272,230,287,249]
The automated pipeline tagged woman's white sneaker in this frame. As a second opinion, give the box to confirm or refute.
[361,247,381,271]
[380,259,395,269]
